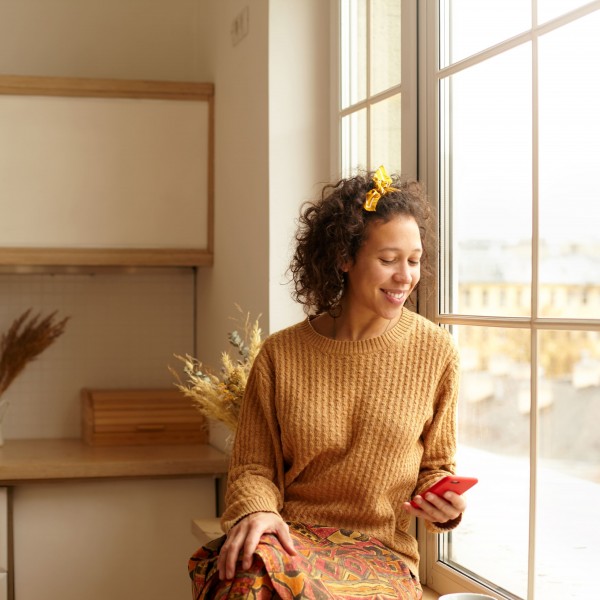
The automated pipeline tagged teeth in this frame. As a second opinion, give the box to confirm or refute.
[386,291,404,299]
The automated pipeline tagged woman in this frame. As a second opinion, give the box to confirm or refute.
[189,167,465,599]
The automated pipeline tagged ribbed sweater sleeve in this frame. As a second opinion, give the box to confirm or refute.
[221,353,284,532]
[414,342,462,533]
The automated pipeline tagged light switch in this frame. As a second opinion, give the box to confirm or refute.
[231,6,249,46]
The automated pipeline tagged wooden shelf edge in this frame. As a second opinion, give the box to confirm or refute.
[0,247,213,268]
[0,439,229,484]
[0,75,214,100]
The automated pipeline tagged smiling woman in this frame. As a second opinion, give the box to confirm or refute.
[188,168,465,600]
[337,214,422,339]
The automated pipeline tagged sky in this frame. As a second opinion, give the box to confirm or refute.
[447,1,599,244]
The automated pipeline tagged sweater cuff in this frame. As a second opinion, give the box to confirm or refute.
[425,512,462,534]
[220,496,280,533]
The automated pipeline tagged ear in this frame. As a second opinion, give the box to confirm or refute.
[339,252,353,273]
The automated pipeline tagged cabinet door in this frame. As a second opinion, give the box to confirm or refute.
[13,478,215,600]
[0,573,7,600]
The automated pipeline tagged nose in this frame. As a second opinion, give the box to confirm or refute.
[393,263,411,284]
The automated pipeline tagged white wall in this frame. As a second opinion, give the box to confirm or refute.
[194,0,270,371]
[195,0,332,367]
[0,0,214,81]
[268,0,333,333]
[0,272,195,440]
[195,0,332,452]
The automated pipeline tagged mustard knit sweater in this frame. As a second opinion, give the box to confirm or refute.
[221,308,461,577]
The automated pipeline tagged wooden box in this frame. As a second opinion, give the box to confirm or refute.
[81,388,207,446]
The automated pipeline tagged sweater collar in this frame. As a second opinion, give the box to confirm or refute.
[303,309,415,355]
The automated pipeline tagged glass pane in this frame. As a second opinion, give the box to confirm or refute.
[370,94,401,174]
[341,109,367,177]
[537,330,600,599]
[439,0,530,68]
[340,0,367,109]
[538,10,600,318]
[370,0,401,95]
[442,325,530,598]
[441,44,532,316]
[538,0,596,24]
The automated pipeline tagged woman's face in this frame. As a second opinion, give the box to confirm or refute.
[343,215,422,323]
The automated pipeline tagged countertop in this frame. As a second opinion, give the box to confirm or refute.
[0,438,229,484]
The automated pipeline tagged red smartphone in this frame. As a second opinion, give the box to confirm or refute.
[410,475,478,508]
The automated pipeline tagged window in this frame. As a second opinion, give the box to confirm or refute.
[339,0,416,178]
[429,1,600,598]
[338,1,600,598]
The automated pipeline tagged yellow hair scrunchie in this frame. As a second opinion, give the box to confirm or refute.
[363,165,398,211]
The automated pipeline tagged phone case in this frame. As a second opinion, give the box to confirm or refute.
[410,476,478,508]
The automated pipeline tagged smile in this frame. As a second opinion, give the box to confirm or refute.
[383,290,406,301]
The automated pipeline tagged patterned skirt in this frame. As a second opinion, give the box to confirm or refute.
[188,523,423,600]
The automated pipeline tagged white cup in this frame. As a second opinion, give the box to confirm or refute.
[439,594,496,600]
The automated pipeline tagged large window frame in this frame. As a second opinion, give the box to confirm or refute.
[337,1,600,598]
[422,2,600,598]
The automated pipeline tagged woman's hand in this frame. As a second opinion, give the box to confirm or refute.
[402,490,466,524]
[217,511,297,580]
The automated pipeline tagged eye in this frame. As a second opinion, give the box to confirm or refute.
[379,258,395,265]
[409,259,421,266]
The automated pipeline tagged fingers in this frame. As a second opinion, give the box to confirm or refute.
[217,512,296,581]
[403,491,465,523]
[443,490,467,513]
[276,520,297,556]
[217,526,245,581]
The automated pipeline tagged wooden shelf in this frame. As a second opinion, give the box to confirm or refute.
[0,248,213,268]
[0,438,228,484]
[0,75,214,100]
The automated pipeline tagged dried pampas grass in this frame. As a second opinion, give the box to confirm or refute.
[171,308,263,433]
[0,309,69,397]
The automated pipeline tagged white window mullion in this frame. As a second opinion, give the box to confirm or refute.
[365,0,372,169]
[528,0,540,595]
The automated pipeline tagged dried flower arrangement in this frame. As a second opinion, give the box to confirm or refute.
[0,309,69,443]
[171,309,263,433]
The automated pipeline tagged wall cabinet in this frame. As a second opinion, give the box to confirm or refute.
[0,440,228,600]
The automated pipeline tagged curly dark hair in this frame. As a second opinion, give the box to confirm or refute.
[289,170,432,315]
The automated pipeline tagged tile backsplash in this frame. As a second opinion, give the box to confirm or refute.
[0,270,195,440]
